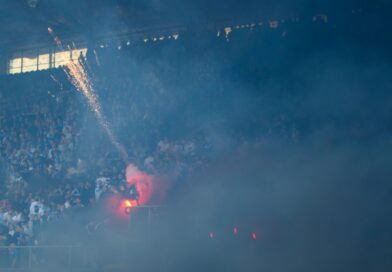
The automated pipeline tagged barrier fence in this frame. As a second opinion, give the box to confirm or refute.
[0,206,166,270]
[0,245,87,270]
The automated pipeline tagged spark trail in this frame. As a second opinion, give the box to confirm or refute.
[48,27,128,162]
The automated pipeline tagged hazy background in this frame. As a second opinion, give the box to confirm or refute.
[0,1,391,271]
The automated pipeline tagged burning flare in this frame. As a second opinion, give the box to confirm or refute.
[126,164,154,205]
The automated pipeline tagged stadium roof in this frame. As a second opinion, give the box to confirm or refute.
[0,0,387,52]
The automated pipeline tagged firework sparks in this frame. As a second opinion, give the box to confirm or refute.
[65,60,128,162]
[48,27,63,48]
[93,49,101,67]
[48,27,128,162]
[50,74,63,90]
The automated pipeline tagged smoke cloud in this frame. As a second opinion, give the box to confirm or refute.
[1,1,391,272]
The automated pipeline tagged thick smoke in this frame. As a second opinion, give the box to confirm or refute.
[125,164,153,205]
[1,1,391,272]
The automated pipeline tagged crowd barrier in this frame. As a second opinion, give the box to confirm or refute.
[0,245,89,270]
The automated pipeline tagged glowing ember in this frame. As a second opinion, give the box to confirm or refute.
[47,27,63,48]
[124,200,132,207]
[122,199,139,215]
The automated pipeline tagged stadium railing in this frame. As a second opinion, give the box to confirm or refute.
[0,245,84,270]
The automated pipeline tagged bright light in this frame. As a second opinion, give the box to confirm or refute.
[224,27,232,40]
[125,200,132,207]
[252,233,257,240]
[123,199,135,214]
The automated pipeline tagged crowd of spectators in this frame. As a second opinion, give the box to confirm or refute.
[0,83,83,251]
[0,22,309,265]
